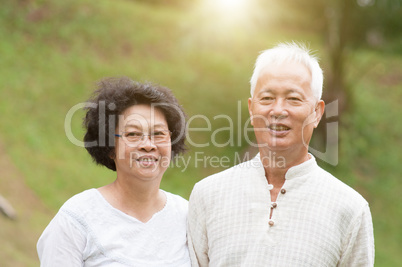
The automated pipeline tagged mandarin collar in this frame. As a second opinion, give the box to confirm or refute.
[254,153,317,180]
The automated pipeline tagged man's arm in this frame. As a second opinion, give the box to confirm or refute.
[187,183,209,267]
[338,204,375,267]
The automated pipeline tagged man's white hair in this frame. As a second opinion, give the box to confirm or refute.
[249,42,324,100]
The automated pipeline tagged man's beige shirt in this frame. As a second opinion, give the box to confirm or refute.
[188,154,374,267]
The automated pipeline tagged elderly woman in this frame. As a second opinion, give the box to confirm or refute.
[37,77,190,266]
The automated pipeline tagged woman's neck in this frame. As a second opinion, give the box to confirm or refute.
[98,177,166,223]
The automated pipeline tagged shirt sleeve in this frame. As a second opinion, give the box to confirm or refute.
[37,210,86,267]
[338,204,375,267]
[187,183,209,267]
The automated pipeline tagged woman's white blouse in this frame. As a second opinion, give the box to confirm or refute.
[37,189,190,267]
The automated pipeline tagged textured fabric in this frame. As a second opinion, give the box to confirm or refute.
[188,154,374,267]
[37,189,191,267]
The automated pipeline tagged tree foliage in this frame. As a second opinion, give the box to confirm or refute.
[277,0,402,47]
[273,0,401,116]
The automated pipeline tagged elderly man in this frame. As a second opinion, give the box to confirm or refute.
[187,42,374,267]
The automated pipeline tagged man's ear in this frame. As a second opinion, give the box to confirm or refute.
[314,100,325,128]
[248,98,254,126]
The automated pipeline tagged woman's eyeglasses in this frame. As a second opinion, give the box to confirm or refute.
[115,130,172,144]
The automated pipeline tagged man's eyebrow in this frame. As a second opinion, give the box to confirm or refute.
[285,89,303,95]
[256,88,274,95]
[257,88,304,95]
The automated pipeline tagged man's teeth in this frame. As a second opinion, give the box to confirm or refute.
[270,125,289,131]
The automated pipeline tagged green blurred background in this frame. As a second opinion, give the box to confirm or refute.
[0,0,401,266]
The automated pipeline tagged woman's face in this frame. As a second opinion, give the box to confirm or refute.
[114,104,171,183]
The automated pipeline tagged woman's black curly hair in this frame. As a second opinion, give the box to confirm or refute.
[83,77,187,171]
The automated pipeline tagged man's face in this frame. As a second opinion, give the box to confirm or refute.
[248,61,324,155]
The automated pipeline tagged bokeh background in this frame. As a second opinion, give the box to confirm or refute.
[0,0,401,266]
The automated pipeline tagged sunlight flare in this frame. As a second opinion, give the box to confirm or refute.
[214,0,247,12]
[201,0,249,17]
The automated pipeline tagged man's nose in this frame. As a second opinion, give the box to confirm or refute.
[270,99,288,119]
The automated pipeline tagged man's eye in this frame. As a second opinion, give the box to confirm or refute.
[259,97,274,105]
[287,97,304,106]
[261,97,274,100]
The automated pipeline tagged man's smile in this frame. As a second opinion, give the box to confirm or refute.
[268,123,291,131]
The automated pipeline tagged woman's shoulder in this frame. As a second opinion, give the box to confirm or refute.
[59,188,101,215]
[163,191,188,213]
[39,189,100,242]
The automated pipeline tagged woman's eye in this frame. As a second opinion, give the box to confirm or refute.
[125,132,142,137]
[153,131,164,136]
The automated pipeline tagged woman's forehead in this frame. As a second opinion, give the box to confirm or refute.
[118,105,168,130]
[121,104,166,119]
[123,121,168,129]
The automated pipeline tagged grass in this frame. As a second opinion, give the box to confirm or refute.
[0,0,401,265]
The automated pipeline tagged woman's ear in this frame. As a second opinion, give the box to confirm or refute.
[109,150,116,160]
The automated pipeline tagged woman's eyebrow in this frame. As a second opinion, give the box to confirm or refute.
[152,123,169,128]
[123,123,168,130]
[123,124,141,130]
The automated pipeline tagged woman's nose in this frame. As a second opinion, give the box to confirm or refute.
[137,136,157,151]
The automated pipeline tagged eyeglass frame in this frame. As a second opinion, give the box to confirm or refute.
[114,130,172,145]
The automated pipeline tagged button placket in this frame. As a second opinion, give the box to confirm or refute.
[269,201,277,227]
[268,184,276,227]
[268,185,288,228]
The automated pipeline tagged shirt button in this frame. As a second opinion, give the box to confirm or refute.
[267,184,274,190]
[271,202,277,208]
[268,220,275,227]
[280,188,286,194]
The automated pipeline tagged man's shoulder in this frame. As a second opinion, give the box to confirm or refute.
[195,156,259,188]
[189,157,259,207]
[314,166,368,206]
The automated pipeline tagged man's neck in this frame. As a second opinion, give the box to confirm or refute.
[260,148,310,187]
